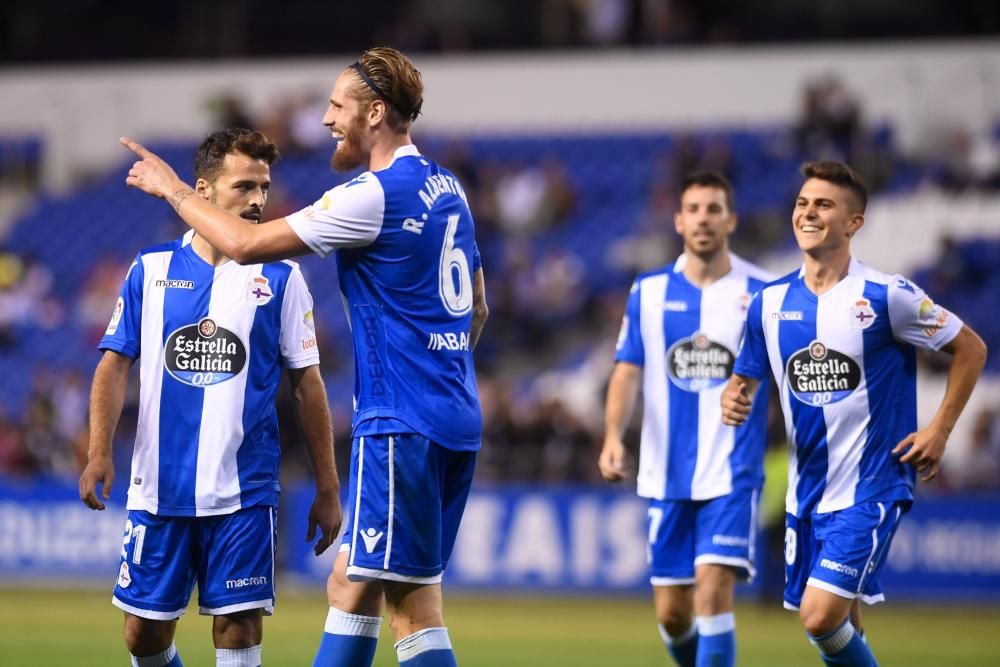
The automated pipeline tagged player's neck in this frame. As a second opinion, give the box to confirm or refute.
[367,132,413,172]
[802,248,852,295]
[682,247,731,288]
[190,233,231,267]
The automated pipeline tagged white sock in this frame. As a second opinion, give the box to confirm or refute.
[131,643,177,667]
[324,606,382,637]
[216,644,262,667]
[394,627,452,662]
[658,623,697,645]
[695,612,735,636]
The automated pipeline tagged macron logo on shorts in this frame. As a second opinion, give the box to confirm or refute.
[361,527,384,553]
[819,558,859,578]
[225,576,268,589]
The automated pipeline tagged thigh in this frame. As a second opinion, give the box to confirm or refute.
[693,489,760,581]
[808,501,904,606]
[648,498,697,586]
[197,505,277,616]
[113,511,196,620]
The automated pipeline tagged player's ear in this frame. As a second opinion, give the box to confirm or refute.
[368,99,386,127]
[847,212,865,238]
[194,178,211,200]
[673,210,683,235]
[727,212,738,234]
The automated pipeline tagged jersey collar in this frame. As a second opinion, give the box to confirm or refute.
[385,144,421,168]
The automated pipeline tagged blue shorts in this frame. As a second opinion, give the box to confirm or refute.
[340,433,476,584]
[647,489,760,586]
[783,501,906,610]
[112,506,277,620]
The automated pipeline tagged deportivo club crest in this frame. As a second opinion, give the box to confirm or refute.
[850,299,877,330]
[249,275,273,305]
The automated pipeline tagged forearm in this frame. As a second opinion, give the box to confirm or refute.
[88,353,131,459]
[170,186,260,262]
[931,327,988,434]
[605,363,641,438]
[470,269,488,350]
[291,368,339,493]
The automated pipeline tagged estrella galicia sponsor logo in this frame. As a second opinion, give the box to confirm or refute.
[666,331,734,392]
[225,575,268,589]
[786,340,861,406]
[155,278,194,289]
[164,317,247,387]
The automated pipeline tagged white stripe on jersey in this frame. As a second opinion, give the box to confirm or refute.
[194,263,262,516]
[131,250,171,514]
[815,275,871,513]
[637,273,669,500]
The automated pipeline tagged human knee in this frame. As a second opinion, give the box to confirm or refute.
[693,565,736,616]
[655,602,693,636]
[123,615,173,655]
[213,610,262,649]
[385,582,444,639]
[327,555,383,617]
[800,604,847,637]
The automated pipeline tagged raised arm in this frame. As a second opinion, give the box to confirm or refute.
[599,361,642,482]
[288,365,342,556]
[892,324,988,481]
[121,137,308,263]
[79,350,133,510]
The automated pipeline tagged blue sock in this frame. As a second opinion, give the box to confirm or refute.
[696,613,736,667]
[808,618,878,667]
[659,623,698,667]
[313,607,381,667]
[131,643,183,667]
[395,627,457,666]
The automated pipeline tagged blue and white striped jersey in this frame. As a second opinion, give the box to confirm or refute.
[616,254,774,500]
[733,257,963,517]
[285,145,482,451]
[100,230,319,517]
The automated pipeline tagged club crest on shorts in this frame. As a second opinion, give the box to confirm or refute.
[850,299,877,330]
[118,562,132,589]
[248,275,273,305]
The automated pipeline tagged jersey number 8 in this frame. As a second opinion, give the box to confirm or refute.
[438,214,472,317]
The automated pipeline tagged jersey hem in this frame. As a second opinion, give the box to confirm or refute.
[353,411,481,451]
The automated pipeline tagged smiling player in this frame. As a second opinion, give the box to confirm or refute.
[722,161,987,666]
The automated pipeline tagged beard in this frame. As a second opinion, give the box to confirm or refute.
[331,116,367,172]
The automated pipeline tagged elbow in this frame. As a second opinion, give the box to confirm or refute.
[473,302,489,327]
[229,239,256,265]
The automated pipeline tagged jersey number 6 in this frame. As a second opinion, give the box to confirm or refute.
[438,214,472,317]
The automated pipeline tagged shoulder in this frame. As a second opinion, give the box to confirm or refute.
[729,253,778,284]
[633,265,672,289]
[137,237,183,260]
[762,268,798,292]
[852,259,896,287]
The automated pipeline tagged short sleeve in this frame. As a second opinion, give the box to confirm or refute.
[732,292,768,381]
[284,172,386,258]
[614,281,644,366]
[887,275,963,351]
[279,265,321,369]
[98,256,143,359]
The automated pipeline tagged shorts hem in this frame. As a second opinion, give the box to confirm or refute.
[806,577,885,605]
[650,576,696,586]
[783,600,799,611]
[199,599,274,616]
[112,596,186,620]
[694,554,755,581]
[347,565,442,585]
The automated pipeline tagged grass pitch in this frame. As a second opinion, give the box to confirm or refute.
[1,587,997,666]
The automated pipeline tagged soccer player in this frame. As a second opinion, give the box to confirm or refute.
[79,128,342,667]
[722,161,987,666]
[600,170,774,667]
[117,47,488,667]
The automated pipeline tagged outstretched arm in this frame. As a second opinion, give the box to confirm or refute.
[289,365,342,556]
[599,362,641,482]
[79,350,133,510]
[721,373,760,426]
[892,324,987,481]
[121,137,308,263]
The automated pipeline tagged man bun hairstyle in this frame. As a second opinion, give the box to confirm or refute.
[194,128,280,183]
[679,170,735,212]
[802,160,868,213]
[350,46,424,132]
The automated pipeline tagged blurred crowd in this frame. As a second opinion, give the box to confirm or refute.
[1,77,999,494]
